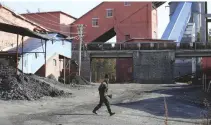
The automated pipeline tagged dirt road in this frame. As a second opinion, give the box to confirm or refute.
[0,83,206,125]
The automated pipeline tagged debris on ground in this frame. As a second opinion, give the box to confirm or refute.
[0,65,71,101]
[74,76,90,85]
[47,74,57,81]
[47,74,90,85]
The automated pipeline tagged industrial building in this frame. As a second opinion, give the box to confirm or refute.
[0,4,74,82]
[21,11,77,36]
[0,1,211,83]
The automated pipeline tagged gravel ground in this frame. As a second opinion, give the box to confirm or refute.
[0,83,208,125]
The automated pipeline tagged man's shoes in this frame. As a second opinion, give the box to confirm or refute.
[110,112,115,116]
[92,110,97,115]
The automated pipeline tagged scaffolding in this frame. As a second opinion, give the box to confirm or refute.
[0,22,49,76]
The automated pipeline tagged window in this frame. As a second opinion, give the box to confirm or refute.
[92,18,99,27]
[125,34,131,41]
[53,59,57,66]
[106,9,113,18]
[124,2,131,6]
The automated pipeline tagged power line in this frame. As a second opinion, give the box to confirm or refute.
[23,9,79,27]
[23,14,80,35]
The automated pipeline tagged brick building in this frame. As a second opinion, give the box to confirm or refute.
[21,11,77,36]
[0,4,47,51]
[71,2,159,43]
[0,4,73,81]
[70,2,163,82]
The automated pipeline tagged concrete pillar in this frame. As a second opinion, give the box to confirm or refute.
[200,2,206,42]
[192,2,201,38]
[133,51,175,84]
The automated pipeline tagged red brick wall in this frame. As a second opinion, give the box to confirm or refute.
[71,2,156,43]
[22,12,75,36]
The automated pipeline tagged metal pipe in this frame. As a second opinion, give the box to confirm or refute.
[44,40,47,77]
[205,2,208,42]
[64,57,65,84]
[69,59,70,84]
[200,2,206,42]
[90,58,92,83]
[16,34,19,75]
[21,36,24,77]
[77,24,83,76]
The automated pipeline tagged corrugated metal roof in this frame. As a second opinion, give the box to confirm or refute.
[0,4,47,31]
[8,33,71,53]
[0,22,50,40]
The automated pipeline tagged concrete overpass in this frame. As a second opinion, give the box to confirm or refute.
[72,42,211,84]
[75,42,211,58]
[87,50,211,58]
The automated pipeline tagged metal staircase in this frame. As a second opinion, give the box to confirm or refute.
[161,2,192,42]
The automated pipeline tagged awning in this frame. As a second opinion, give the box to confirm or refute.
[0,22,50,40]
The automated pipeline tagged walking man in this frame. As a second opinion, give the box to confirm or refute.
[93,74,115,116]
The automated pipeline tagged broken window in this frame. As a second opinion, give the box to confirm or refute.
[92,18,99,27]
[106,9,113,18]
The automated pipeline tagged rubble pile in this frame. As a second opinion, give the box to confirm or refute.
[48,74,90,85]
[0,65,71,101]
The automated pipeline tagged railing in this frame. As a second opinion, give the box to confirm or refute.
[72,42,211,51]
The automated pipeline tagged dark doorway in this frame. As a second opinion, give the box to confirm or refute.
[91,57,133,83]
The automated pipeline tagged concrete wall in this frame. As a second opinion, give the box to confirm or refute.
[46,54,61,79]
[73,50,176,84]
[36,53,61,79]
[133,51,175,84]
[60,13,75,36]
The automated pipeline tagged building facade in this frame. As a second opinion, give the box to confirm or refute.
[71,2,158,43]
[21,11,77,37]
[70,2,160,82]
[0,4,47,51]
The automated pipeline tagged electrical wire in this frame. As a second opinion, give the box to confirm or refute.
[22,10,79,27]
[41,11,79,27]
[23,14,81,35]
[0,14,81,41]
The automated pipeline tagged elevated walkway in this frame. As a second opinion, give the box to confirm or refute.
[76,42,211,58]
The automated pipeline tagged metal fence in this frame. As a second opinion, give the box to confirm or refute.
[72,42,211,51]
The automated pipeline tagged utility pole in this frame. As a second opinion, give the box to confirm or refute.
[77,24,84,76]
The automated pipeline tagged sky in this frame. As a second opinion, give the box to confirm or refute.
[1,1,210,42]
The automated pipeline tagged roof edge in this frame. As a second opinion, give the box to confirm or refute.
[0,3,47,31]
[71,2,104,24]
[21,11,77,20]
